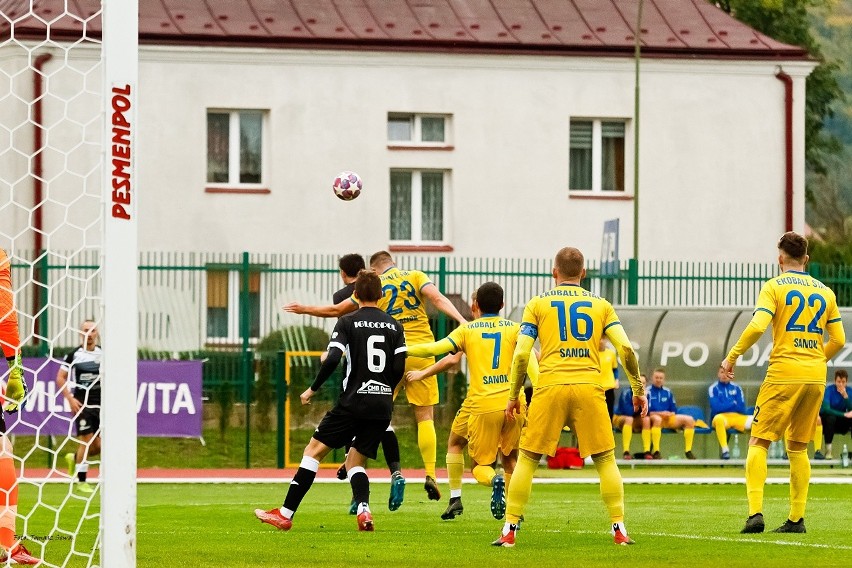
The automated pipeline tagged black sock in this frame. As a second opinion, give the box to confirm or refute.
[283,466,317,514]
[349,470,370,506]
[78,471,87,483]
[382,430,401,474]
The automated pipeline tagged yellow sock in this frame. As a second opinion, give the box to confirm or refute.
[813,425,823,452]
[651,427,662,453]
[713,416,729,451]
[504,472,512,492]
[641,429,652,452]
[745,445,768,516]
[592,449,624,523]
[684,428,695,452]
[446,453,464,493]
[787,449,810,522]
[472,464,495,486]
[621,428,633,454]
[506,453,537,524]
[417,420,437,478]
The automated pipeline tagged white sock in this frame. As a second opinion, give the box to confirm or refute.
[357,502,371,515]
[612,521,628,535]
[450,489,462,499]
[281,507,294,519]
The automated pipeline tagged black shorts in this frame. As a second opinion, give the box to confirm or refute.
[75,407,100,437]
[0,413,5,435]
[313,408,390,460]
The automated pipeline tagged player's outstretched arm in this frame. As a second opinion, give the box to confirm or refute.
[282,298,356,319]
[421,284,467,325]
[406,351,461,383]
[407,337,455,359]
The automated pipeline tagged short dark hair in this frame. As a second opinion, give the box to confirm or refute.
[475,282,503,314]
[369,251,393,267]
[778,231,808,262]
[354,269,381,302]
[554,247,584,279]
[835,369,848,380]
[338,253,365,278]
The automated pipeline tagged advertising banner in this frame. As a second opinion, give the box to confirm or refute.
[8,359,202,438]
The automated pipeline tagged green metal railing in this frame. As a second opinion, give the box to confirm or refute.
[10,250,852,398]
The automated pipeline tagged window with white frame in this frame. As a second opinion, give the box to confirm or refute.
[207,110,265,187]
[569,120,626,192]
[388,113,450,145]
[390,170,448,243]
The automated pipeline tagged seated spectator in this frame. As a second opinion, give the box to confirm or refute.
[708,366,751,459]
[647,367,696,459]
[612,374,657,460]
[818,369,852,459]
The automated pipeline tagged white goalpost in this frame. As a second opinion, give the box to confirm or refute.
[0,1,138,566]
[101,1,138,566]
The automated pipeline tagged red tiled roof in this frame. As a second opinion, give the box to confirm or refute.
[0,0,809,59]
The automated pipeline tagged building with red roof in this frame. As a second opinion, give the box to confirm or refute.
[0,0,815,263]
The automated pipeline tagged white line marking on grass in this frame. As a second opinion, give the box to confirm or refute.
[123,476,852,485]
[20,475,852,485]
[572,529,852,550]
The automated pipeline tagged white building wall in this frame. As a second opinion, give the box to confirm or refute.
[2,44,814,263]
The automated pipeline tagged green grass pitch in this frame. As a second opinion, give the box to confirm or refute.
[130,481,847,568]
[14,480,849,566]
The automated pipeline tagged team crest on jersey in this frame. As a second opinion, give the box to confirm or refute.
[356,380,392,396]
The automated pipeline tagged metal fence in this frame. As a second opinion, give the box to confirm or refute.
[8,250,852,400]
[11,250,852,356]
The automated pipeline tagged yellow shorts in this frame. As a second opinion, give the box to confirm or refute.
[520,383,614,458]
[612,415,633,430]
[451,404,524,465]
[751,383,824,444]
[394,356,438,407]
[658,415,681,430]
[712,412,749,432]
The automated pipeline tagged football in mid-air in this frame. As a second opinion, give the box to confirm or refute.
[333,171,362,201]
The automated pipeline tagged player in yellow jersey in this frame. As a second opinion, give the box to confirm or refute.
[283,251,467,499]
[492,247,646,548]
[721,232,845,535]
[599,338,618,418]
[405,282,539,521]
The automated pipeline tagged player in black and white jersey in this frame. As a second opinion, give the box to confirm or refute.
[255,269,406,532]
[56,319,102,494]
[332,254,405,512]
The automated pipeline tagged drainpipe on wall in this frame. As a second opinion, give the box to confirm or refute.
[32,52,52,349]
[775,67,794,233]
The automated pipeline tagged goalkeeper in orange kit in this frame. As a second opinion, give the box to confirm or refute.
[0,249,38,564]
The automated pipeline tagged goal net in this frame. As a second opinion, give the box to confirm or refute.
[0,1,137,567]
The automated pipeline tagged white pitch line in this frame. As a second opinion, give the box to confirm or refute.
[21,476,852,485]
[124,476,852,485]
[571,529,852,551]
